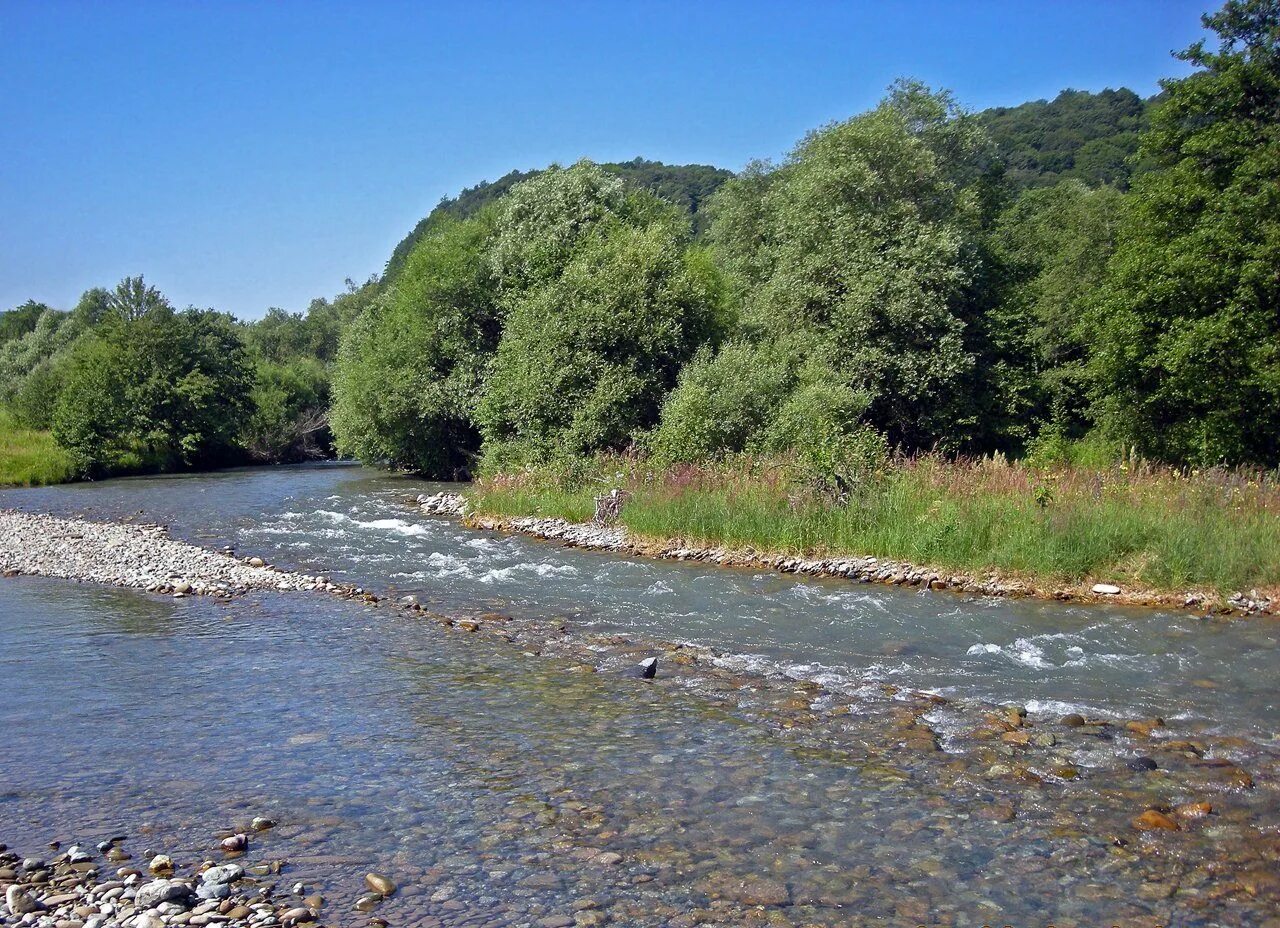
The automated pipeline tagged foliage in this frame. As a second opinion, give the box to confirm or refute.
[53,306,253,476]
[979,88,1150,189]
[0,301,52,344]
[242,358,332,463]
[383,159,732,282]
[706,82,992,450]
[649,340,800,462]
[989,181,1127,437]
[476,163,728,468]
[331,211,501,477]
[1090,0,1280,466]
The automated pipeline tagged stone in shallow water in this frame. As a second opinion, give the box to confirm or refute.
[200,864,243,885]
[637,657,658,679]
[1133,809,1180,831]
[364,872,396,896]
[1127,757,1158,771]
[135,878,192,909]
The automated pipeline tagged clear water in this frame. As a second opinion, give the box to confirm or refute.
[1,464,1277,926]
[8,463,1275,736]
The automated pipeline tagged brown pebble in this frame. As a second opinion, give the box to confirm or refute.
[1133,809,1180,831]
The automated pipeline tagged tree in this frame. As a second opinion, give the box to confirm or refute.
[705,82,994,452]
[107,275,171,323]
[330,211,501,477]
[1090,0,1280,465]
[0,301,52,344]
[476,195,727,465]
[53,305,252,475]
[989,181,1127,439]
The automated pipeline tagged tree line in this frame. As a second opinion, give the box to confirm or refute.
[0,277,376,476]
[2,0,1275,481]
[336,0,1280,477]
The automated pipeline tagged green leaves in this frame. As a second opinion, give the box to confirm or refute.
[1090,0,1280,466]
[51,306,252,476]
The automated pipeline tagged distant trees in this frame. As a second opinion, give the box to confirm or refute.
[0,275,346,477]
[980,87,1150,189]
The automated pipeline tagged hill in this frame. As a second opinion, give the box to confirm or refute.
[979,87,1152,189]
[383,158,732,282]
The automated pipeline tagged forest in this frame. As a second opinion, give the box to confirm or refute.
[1,0,1276,496]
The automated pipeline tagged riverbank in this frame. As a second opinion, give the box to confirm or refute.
[0,414,74,488]
[461,456,1280,616]
[0,831,370,928]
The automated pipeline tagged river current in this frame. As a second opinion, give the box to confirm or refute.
[1,464,1277,926]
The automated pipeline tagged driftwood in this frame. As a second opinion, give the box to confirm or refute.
[592,488,631,526]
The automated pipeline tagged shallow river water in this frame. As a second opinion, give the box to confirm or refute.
[1,464,1278,927]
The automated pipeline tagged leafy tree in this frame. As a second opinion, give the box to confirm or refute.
[0,301,52,344]
[106,275,170,323]
[53,303,252,475]
[649,340,800,462]
[1090,0,1280,465]
[989,181,1127,439]
[241,358,331,462]
[707,82,994,451]
[477,162,728,467]
[330,212,501,477]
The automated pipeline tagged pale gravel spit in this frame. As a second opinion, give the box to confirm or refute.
[0,510,334,598]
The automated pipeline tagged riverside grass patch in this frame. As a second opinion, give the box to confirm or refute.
[0,410,75,487]
[469,455,1280,597]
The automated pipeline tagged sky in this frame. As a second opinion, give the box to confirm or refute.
[1,0,1213,320]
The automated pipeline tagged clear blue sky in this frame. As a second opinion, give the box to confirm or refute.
[1,0,1211,319]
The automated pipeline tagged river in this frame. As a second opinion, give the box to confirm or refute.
[1,463,1277,926]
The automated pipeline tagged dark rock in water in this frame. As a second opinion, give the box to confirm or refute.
[1128,756,1158,771]
[220,833,247,853]
[637,657,658,679]
[1062,713,1086,727]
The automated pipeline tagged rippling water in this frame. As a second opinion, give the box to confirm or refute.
[1,464,1278,926]
[7,463,1275,735]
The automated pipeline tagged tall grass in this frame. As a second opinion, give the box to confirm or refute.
[0,410,76,487]
[471,454,1280,596]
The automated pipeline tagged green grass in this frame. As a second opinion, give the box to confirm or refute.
[470,455,1280,597]
[0,410,76,487]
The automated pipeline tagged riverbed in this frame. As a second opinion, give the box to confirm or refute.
[1,464,1278,926]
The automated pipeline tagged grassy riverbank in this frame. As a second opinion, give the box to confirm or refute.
[0,411,75,487]
[470,455,1280,599]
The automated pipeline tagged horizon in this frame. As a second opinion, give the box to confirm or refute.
[2,0,1210,320]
